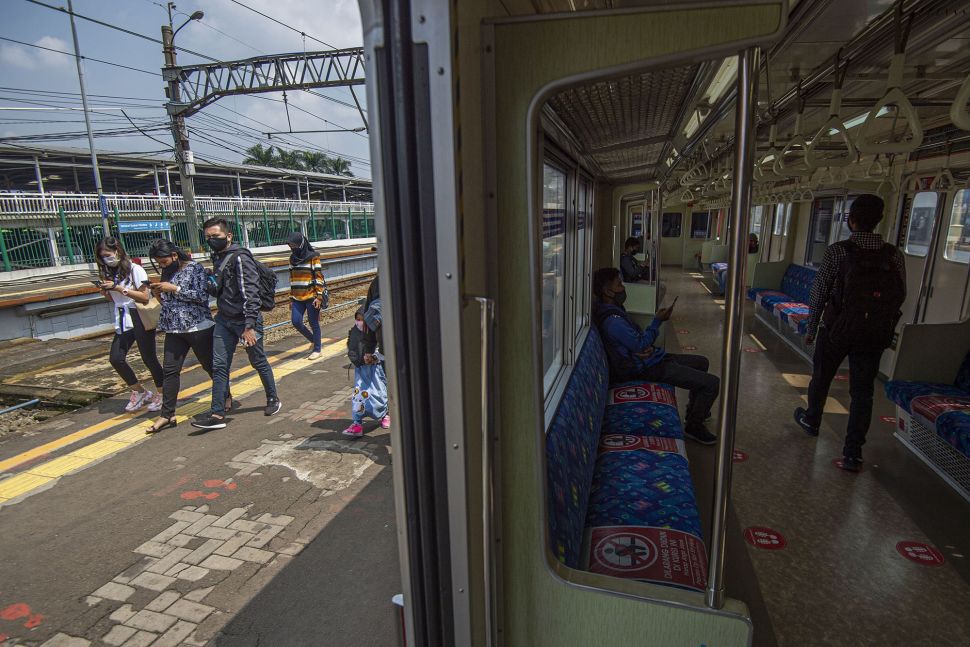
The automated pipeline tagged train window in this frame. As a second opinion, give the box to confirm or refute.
[750,205,764,241]
[806,198,835,266]
[541,163,567,384]
[662,212,681,237]
[904,192,938,257]
[576,177,593,333]
[690,211,711,238]
[832,195,855,242]
[769,204,791,262]
[944,189,970,263]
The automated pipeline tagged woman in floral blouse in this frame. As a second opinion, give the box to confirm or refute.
[145,239,231,433]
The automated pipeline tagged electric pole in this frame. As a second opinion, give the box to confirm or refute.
[66,0,110,236]
[161,5,202,251]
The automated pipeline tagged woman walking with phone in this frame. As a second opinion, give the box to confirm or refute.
[95,237,164,413]
[145,240,232,434]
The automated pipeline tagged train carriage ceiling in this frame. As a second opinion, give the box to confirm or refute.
[517,0,970,183]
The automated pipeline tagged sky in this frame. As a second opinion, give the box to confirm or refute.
[0,0,370,179]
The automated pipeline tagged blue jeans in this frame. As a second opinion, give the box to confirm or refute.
[290,299,321,352]
[211,314,277,416]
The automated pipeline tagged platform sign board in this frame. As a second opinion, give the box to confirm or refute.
[118,220,171,233]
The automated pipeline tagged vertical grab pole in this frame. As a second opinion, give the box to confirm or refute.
[707,47,760,610]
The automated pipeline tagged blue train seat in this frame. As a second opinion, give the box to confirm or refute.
[747,264,817,336]
[546,327,707,592]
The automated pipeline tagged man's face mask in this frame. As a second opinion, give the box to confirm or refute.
[206,236,229,252]
[611,288,627,306]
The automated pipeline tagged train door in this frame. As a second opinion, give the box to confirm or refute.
[898,189,943,325]
[920,188,970,323]
[682,209,711,269]
[660,210,684,265]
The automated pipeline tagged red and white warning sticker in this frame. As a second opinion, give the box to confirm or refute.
[880,415,897,424]
[743,526,787,550]
[584,525,708,591]
[732,449,748,463]
[599,434,686,457]
[896,541,945,566]
[608,383,676,407]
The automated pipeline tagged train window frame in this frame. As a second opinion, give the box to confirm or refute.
[575,175,594,338]
[904,191,940,258]
[690,211,711,239]
[661,212,682,238]
[943,189,970,264]
[805,197,836,267]
[540,159,569,394]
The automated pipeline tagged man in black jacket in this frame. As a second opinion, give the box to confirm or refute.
[192,218,280,430]
[619,237,650,283]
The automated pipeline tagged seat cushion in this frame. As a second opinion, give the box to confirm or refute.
[910,394,970,459]
[583,449,706,591]
[885,380,968,413]
[601,382,683,438]
[780,265,817,304]
[936,410,970,458]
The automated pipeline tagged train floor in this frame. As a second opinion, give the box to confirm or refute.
[666,269,970,647]
[0,317,400,646]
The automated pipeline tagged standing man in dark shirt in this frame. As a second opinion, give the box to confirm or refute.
[192,218,281,430]
[619,237,650,282]
[794,195,906,471]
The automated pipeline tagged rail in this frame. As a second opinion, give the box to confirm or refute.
[0,192,376,273]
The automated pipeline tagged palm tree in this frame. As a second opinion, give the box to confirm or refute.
[301,151,332,173]
[242,144,276,167]
[272,147,305,171]
[327,156,354,177]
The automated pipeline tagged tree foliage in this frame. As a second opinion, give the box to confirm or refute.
[242,145,354,177]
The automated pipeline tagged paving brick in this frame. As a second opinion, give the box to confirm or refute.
[85,595,102,606]
[113,557,157,584]
[246,525,284,549]
[227,519,272,534]
[92,582,135,602]
[169,510,204,523]
[121,630,158,647]
[183,538,223,565]
[210,507,248,528]
[199,554,244,571]
[195,505,210,513]
[195,526,237,540]
[145,547,192,575]
[101,625,137,646]
[167,534,194,548]
[255,513,295,526]
[151,520,191,544]
[166,599,215,623]
[276,542,305,556]
[40,633,91,646]
[173,565,209,581]
[213,532,254,557]
[130,571,177,592]
[164,563,190,577]
[145,590,181,612]
[133,540,175,558]
[109,604,136,623]
[184,586,214,602]
[152,620,197,647]
[124,609,177,633]
[183,514,220,536]
[232,546,274,564]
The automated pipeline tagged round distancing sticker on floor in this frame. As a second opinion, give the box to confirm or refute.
[834,374,849,381]
[677,329,690,335]
[681,345,698,351]
[880,415,897,424]
[743,526,787,550]
[832,458,863,472]
[732,449,748,463]
[896,541,945,566]
[743,348,761,353]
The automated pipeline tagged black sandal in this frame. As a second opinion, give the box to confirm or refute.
[146,417,177,435]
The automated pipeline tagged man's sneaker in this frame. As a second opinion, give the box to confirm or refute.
[685,424,718,445]
[793,407,820,437]
[380,415,391,429]
[264,398,282,416]
[125,390,149,412]
[308,351,322,360]
[146,391,163,412]
[342,422,363,438]
[191,415,227,430]
[839,456,863,472]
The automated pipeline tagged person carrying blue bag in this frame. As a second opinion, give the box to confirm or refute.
[344,277,390,437]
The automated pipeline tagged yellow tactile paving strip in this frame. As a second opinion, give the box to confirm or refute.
[0,341,345,506]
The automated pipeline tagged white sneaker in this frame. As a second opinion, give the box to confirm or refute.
[124,390,149,412]
[308,351,322,360]
[146,391,163,412]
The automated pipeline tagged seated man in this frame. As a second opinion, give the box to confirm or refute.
[619,237,651,283]
[593,267,720,445]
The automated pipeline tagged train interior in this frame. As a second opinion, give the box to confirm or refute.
[376,0,970,645]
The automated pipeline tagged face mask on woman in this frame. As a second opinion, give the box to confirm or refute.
[355,320,365,331]
[101,254,120,267]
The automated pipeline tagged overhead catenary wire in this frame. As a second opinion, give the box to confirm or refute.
[0,35,160,76]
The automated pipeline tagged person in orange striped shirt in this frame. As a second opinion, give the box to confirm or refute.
[287,232,328,359]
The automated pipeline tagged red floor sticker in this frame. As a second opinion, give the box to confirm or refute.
[832,458,863,472]
[732,449,748,463]
[834,374,849,381]
[743,527,787,550]
[677,329,690,334]
[880,415,897,424]
[681,345,698,351]
[743,348,761,353]
[896,541,945,566]
[0,603,44,634]
[180,479,238,501]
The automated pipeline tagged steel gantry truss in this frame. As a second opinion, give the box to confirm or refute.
[164,48,366,118]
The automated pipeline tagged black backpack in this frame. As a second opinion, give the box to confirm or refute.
[218,249,277,312]
[824,243,905,351]
[347,322,366,367]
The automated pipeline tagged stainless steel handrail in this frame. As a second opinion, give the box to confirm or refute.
[706,46,760,610]
[473,295,497,646]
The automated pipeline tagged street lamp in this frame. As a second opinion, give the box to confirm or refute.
[174,11,204,37]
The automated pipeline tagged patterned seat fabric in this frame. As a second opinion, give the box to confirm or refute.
[884,380,968,413]
[546,328,609,568]
[602,382,683,438]
[936,410,970,458]
[910,395,970,458]
[747,265,817,336]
